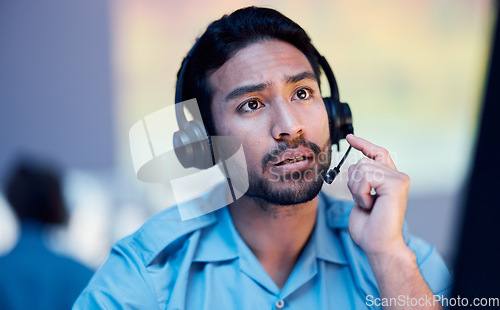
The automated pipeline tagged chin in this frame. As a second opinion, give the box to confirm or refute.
[246,173,325,206]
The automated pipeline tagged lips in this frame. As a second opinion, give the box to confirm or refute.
[270,146,315,166]
[275,156,308,165]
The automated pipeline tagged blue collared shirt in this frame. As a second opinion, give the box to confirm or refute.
[74,187,452,309]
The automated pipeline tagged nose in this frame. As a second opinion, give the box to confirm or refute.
[270,100,305,141]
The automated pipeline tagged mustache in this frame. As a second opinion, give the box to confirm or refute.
[261,136,322,171]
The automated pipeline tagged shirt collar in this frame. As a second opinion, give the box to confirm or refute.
[192,205,239,262]
[312,192,349,265]
[192,191,351,265]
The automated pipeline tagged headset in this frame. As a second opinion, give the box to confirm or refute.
[173,40,354,184]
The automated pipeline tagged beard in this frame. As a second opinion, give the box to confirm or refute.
[244,137,332,206]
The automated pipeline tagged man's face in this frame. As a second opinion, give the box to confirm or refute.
[209,40,331,205]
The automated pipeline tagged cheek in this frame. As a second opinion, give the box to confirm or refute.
[237,132,267,166]
[238,132,272,175]
[307,104,330,141]
[213,119,268,167]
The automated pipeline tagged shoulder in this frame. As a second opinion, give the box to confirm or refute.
[122,205,217,265]
[74,199,218,309]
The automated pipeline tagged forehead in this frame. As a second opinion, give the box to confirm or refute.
[208,40,314,97]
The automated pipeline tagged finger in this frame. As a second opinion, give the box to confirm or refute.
[347,165,376,210]
[348,164,355,175]
[346,134,396,170]
[349,158,393,191]
[349,160,410,198]
[348,159,403,206]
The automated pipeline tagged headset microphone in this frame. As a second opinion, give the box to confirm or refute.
[324,145,352,184]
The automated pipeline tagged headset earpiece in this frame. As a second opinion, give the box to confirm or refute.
[323,96,353,148]
[173,118,215,169]
[173,38,218,170]
[312,46,354,148]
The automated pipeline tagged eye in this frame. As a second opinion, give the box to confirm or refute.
[293,88,313,101]
[238,99,264,113]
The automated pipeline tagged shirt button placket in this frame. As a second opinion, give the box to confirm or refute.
[275,299,285,309]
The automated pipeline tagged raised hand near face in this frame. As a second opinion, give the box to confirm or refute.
[346,134,411,257]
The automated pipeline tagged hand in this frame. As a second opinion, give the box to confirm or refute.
[346,134,410,257]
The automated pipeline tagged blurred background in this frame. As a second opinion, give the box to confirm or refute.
[0,0,496,272]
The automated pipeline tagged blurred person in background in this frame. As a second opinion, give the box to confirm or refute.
[0,158,93,310]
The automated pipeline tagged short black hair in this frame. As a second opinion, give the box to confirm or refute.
[5,159,67,225]
[177,6,321,135]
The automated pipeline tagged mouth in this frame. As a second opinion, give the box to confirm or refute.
[275,156,309,166]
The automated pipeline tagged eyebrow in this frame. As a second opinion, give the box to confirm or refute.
[286,71,318,84]
[224,82,270,102]
[223,71,317,102]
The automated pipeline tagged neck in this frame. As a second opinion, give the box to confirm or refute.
[228,195,318,289]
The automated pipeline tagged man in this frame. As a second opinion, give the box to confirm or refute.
[75,7,452,309]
